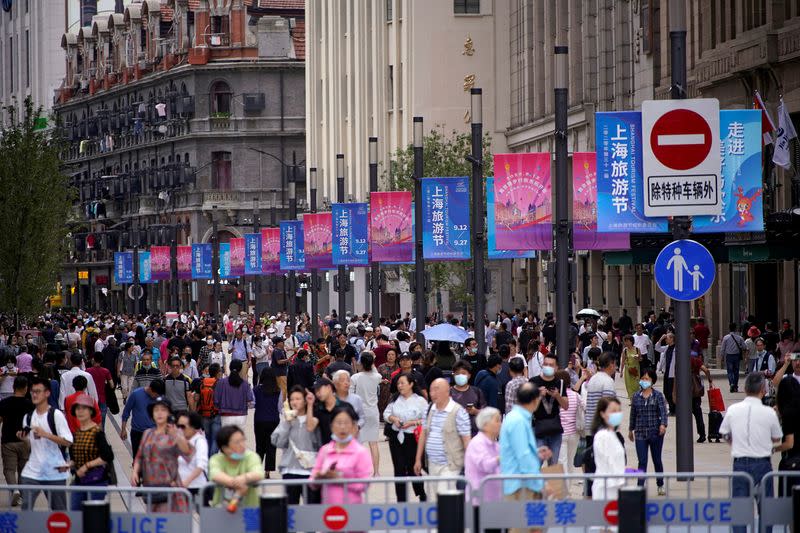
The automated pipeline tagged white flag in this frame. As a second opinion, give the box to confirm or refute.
[773,98,798,169]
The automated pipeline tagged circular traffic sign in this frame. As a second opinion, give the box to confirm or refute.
[323,506,349,531]
[650,109,712,171]
[654,239,716,301]
[604,501,619,525]
[46,512,71,533]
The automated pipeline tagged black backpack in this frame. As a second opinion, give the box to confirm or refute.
[24,407,69,460]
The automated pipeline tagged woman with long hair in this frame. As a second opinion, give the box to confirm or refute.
[253,367,281,477]
[620,334,642,398]
[350,352,382,475]
[213,359,255,428]
[590,396,626,501]
[382,373,428,502]
[377,348,399,420]
[271,385,321,504]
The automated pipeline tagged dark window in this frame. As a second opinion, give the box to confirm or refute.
[211,152,232,190]
[386,0,392,21]
[9,36,13,92]
[210,81,232,115]
[387,65,393,107]
[454,0,480,14]
[25,30,29,88]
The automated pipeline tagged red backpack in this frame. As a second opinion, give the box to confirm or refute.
[197,377,218,417]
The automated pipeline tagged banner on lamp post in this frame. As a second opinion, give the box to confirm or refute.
[333,203,370,266]
[370,191,413,263]
[421,177,471,260]
[493,153,552,250]
[219,243,232,278]
[150,246,171,281]
[244,233,263,275]
[304,213,334,270]
[573,152,631,250]
[138,251,152,283]
[280,220,305,271]
[114,252,134,284]
[486,178,536,259]
[191,243,213,280]
[261,228,281,274]
[230,238,245,277]
[177,246,192,280]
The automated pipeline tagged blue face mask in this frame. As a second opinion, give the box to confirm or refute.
[229,452,245,461]
[541,366,555,378]
[639,380,652,390]
[454,374,469,387]
[608,412,624,428]
[331,434,353,444]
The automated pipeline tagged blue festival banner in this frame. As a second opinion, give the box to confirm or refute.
[422,177,471,260]
[280,220,305,271]
[693,109,763,233]
[114,252,133,284]
[191,243,213,280]
[219,243,232,278]
[486,177,536,259]
[333,203,370,266]
[596,112,669,233]
[244,233,263,274]
[138,251,152,283]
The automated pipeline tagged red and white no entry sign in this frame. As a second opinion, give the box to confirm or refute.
[323,505,349,531]
[650,108,712,171]
[46,512,72,533]
[604,500,619,525]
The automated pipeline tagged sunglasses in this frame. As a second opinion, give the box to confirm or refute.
[176,424,186,429]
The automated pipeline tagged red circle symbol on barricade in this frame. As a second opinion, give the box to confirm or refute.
[650,109,712,171]
[323,505,349,531]
[47,512,72,533]
[604,500,619,525]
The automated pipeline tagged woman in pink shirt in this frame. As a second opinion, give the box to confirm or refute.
[464,407,501,504]
[310,404,373,504]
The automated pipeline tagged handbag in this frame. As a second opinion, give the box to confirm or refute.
[413,424,423,443]
[289,439,318,469]
[707,384,725,412]
[77,466,107,486]
[105,383,120,415]
[573,437,587,468]
[627,367,639,378]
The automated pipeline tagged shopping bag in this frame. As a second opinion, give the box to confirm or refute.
[707,384,725,412]
[540,463,567,500]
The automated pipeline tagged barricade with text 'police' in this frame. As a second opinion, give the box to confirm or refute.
[198,475,471,532]
[0,485,193,533]
[758,471,800,533]
[476,472,755,532]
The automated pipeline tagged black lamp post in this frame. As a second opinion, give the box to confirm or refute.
[413,117,426,345]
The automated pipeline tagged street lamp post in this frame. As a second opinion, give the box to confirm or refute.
[132,241,140,317]
[413,117,427,345]
[253,197,261,320]
[289,152,298,331]
[170,226,179,311]
[211,205,220,317]
[270,190,280,316]
[469,89,486,355]
[336,154,348,329]
[554,45,571,369]
[309,168,320,339]
[369,137,381,329]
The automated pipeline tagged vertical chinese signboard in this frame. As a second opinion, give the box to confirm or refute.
[280,220,305,271]
[244,233,263,275]
[332,203,370,266]
[493,153,552,250]
[421,177,471,260]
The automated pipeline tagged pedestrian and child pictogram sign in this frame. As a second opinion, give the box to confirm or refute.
[642,99,721,217]
[655,239,716,301]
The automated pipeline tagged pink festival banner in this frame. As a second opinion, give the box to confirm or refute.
[370,191,413,262]
[493,153,552,250]
[230,238,245,277]
[304,213,334,270]
[573,153,631,250]
[261,228,281,274]
[177,246,192,279]
[150,246,171,281]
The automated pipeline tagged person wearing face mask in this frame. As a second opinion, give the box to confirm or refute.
[590,397,626,500]
[198,336,216,370]
[209,425,264,509]
[628,369,668,495]
[530,355,568,466]
[251,336,270,388]
[461,338,487,375]
[449,360,486,436]
[209,341,227,375]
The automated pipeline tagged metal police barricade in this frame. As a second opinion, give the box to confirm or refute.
[0,485,193,533]
[476,472,755,532]
[759,471,800,533]
[198,475,472,532]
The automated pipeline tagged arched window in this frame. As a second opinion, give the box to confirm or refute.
[210,81,232,115]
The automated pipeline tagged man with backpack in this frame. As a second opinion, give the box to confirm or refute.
[19,377,73,510]
[195,363,221,454]
[228,329,251,380]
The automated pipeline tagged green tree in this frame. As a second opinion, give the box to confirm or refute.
[383,127,493,310]
[0,98,72,321]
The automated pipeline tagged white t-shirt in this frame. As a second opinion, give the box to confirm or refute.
[178,432,209,489]
[528,352,545,378]
[21,408,73,481]
[720,396,782,458]
[210,351,226,370]
[0,366,18,395]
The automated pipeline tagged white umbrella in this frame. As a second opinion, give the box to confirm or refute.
[576,308,601,319]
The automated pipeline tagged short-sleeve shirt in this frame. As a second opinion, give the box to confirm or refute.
[163,374,192,411]
[21,408,74,481]
[87,366,112,404]
[136,428,189,512]
[209,449,263,507]
[0,395,34,443]
[423,399,471,466]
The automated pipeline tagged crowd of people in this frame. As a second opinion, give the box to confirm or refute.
[0,306,797,519]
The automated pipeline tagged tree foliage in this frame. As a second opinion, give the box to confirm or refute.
[384,127,493,308]
[0,98,73,319]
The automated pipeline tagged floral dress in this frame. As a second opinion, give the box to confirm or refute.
[136,428,190,512]
[377,363,398,421]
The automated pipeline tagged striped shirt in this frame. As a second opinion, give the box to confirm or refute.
[504,376,528,414]
[423,399,471,466]
[584,371,616,433]
[559,387,580,435]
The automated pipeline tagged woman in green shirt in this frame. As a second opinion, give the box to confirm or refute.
[209,425,264,510]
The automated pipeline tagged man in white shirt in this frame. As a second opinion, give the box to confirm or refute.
[632,323,653,364]
[93,329,108,355]
[58,353,99,409]
[719,372,782,532]
[20,378,73,510]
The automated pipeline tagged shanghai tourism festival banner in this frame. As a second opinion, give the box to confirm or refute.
[304,213,335,270]
[370,191,413,262]
[150,246,171,281]
[230,238,245,277]
[244,233,263,275]
[280,220,306,271]
[261,228,281,274]
[486,178,536,259]
[693,109,763,233]
[191,243,213,280]
[177,246,192,280]
[493,153,552,250]
[595,111,669,233]
[114,252,133,284]
[421,177,471,260]
[138,251,152,283]
[573,152,631,250]
[219,243,232,278]
[332,203,370,266]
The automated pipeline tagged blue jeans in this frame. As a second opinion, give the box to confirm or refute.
[202,415,221,455]
[732,457,771,533]
[634,434,665,487]
[20,477,67,510]
[71,483,107,510]
[726,353,742,388]
[537,433,562,466]
[254,362,269,388]
[99,403,108,428]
